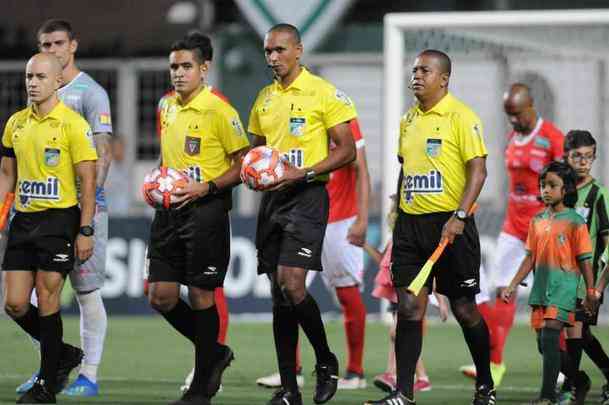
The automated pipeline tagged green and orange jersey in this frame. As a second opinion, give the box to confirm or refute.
[526,208,593,312]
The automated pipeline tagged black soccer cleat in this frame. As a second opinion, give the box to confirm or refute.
[267,388,303,405]
[205,344,234,397]
[364,390,415,405]
[313,352,339,404]
[168,388,211,405]
[55,344,84,393]
[17,379,56,404]
[472,384,496,405]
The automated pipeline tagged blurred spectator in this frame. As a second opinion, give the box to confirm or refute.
[105,136,130,216]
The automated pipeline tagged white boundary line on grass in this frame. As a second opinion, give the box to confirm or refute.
[0,373,548,393]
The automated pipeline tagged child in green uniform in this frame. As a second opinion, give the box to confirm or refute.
[502,161,598,404]
[562,130,609,404]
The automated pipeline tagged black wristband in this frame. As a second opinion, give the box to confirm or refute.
[207,180,219,195]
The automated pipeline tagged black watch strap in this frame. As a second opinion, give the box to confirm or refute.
[79,225,94,237]
[207,180,219,195]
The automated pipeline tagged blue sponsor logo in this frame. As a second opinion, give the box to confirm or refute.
[402,170,443,204]
[18,177,60,206]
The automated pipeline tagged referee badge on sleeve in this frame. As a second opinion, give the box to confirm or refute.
[184,136,201,156]
[44,148,61,167]
[426,138,442,158]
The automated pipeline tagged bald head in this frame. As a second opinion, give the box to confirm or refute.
[504,83,534,109]
[27,53,63,77]
[26,53,63,107]
[504,83,537,133]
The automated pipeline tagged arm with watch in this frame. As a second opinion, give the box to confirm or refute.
[171,147,250,207]
[272,121,356,189]
[441,156,487,244]
[75,160,97,263]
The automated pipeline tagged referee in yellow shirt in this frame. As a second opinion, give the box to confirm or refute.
[365,50,494,405]
[248,24,356,405]
[146,32,249,405]
[1,53,97,403]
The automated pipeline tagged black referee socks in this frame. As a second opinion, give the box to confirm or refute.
[395,319,422,398]
[161,298,196,344]
[293,294,333,364]
[13,304,41,341]
[39,311,63,392]
[462,318,493,388]
[273,304,299,392]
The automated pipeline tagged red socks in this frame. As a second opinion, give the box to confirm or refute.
[214,288,229,344]
[478,302,501,364]
[492,298,517,364]
[336,286,366,375]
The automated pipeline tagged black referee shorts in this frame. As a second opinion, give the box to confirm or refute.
[256,182,329,274]
[2,206,80,275]
[147,196,230,290]
[391,209,481,299]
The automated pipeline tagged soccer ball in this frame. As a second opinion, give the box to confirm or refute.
[142,166,190,209]
[240,146,287,191]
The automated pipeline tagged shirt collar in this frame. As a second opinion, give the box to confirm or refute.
[273,66,310,92]
[415,92,454,116]
[177,86,210,111]
[28,100,66,122]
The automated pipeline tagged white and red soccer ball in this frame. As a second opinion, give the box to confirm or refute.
[240,146,287,191]
[142,166,190,209]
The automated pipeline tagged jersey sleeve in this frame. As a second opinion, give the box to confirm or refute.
[68,119,98,164]
[247,92,264,137]
[574,222,594,262]
[323,87,358,130]
[455,111,488,162]
[596,191,609,236]
[1,114,16,156]
[215,108,250,155]
[350,119,365,149]
[550,128,565,161]
[84,86,113,135]
[525,219,538,258]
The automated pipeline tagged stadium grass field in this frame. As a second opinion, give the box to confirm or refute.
[1,316,608,404]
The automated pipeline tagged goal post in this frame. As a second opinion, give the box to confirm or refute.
[382,9,609,243]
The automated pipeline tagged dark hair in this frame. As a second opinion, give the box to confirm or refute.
[564,129,596,155]
[267,23,301,44]
[37,19,74,40]
[170,31,213,63]
[539,161,578,208]
[419,49,451,75]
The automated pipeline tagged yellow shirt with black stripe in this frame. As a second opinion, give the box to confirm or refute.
[248,67,357,181]
[158,86,249,183]
[1,101,98,212]
[398,92,487,214]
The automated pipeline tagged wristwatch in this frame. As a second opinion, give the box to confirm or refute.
[304,170,316,183]
[207,180,219,195]
[453,209,467,221]
[79,225,95,237]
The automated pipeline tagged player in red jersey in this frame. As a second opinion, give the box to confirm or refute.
[256,118,371,390]
[460,83,564,385]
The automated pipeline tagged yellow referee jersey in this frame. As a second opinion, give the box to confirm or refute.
[158,86,249,183]
[248,67,357,181]
[2,102,97,213]
[398,93,487,214]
